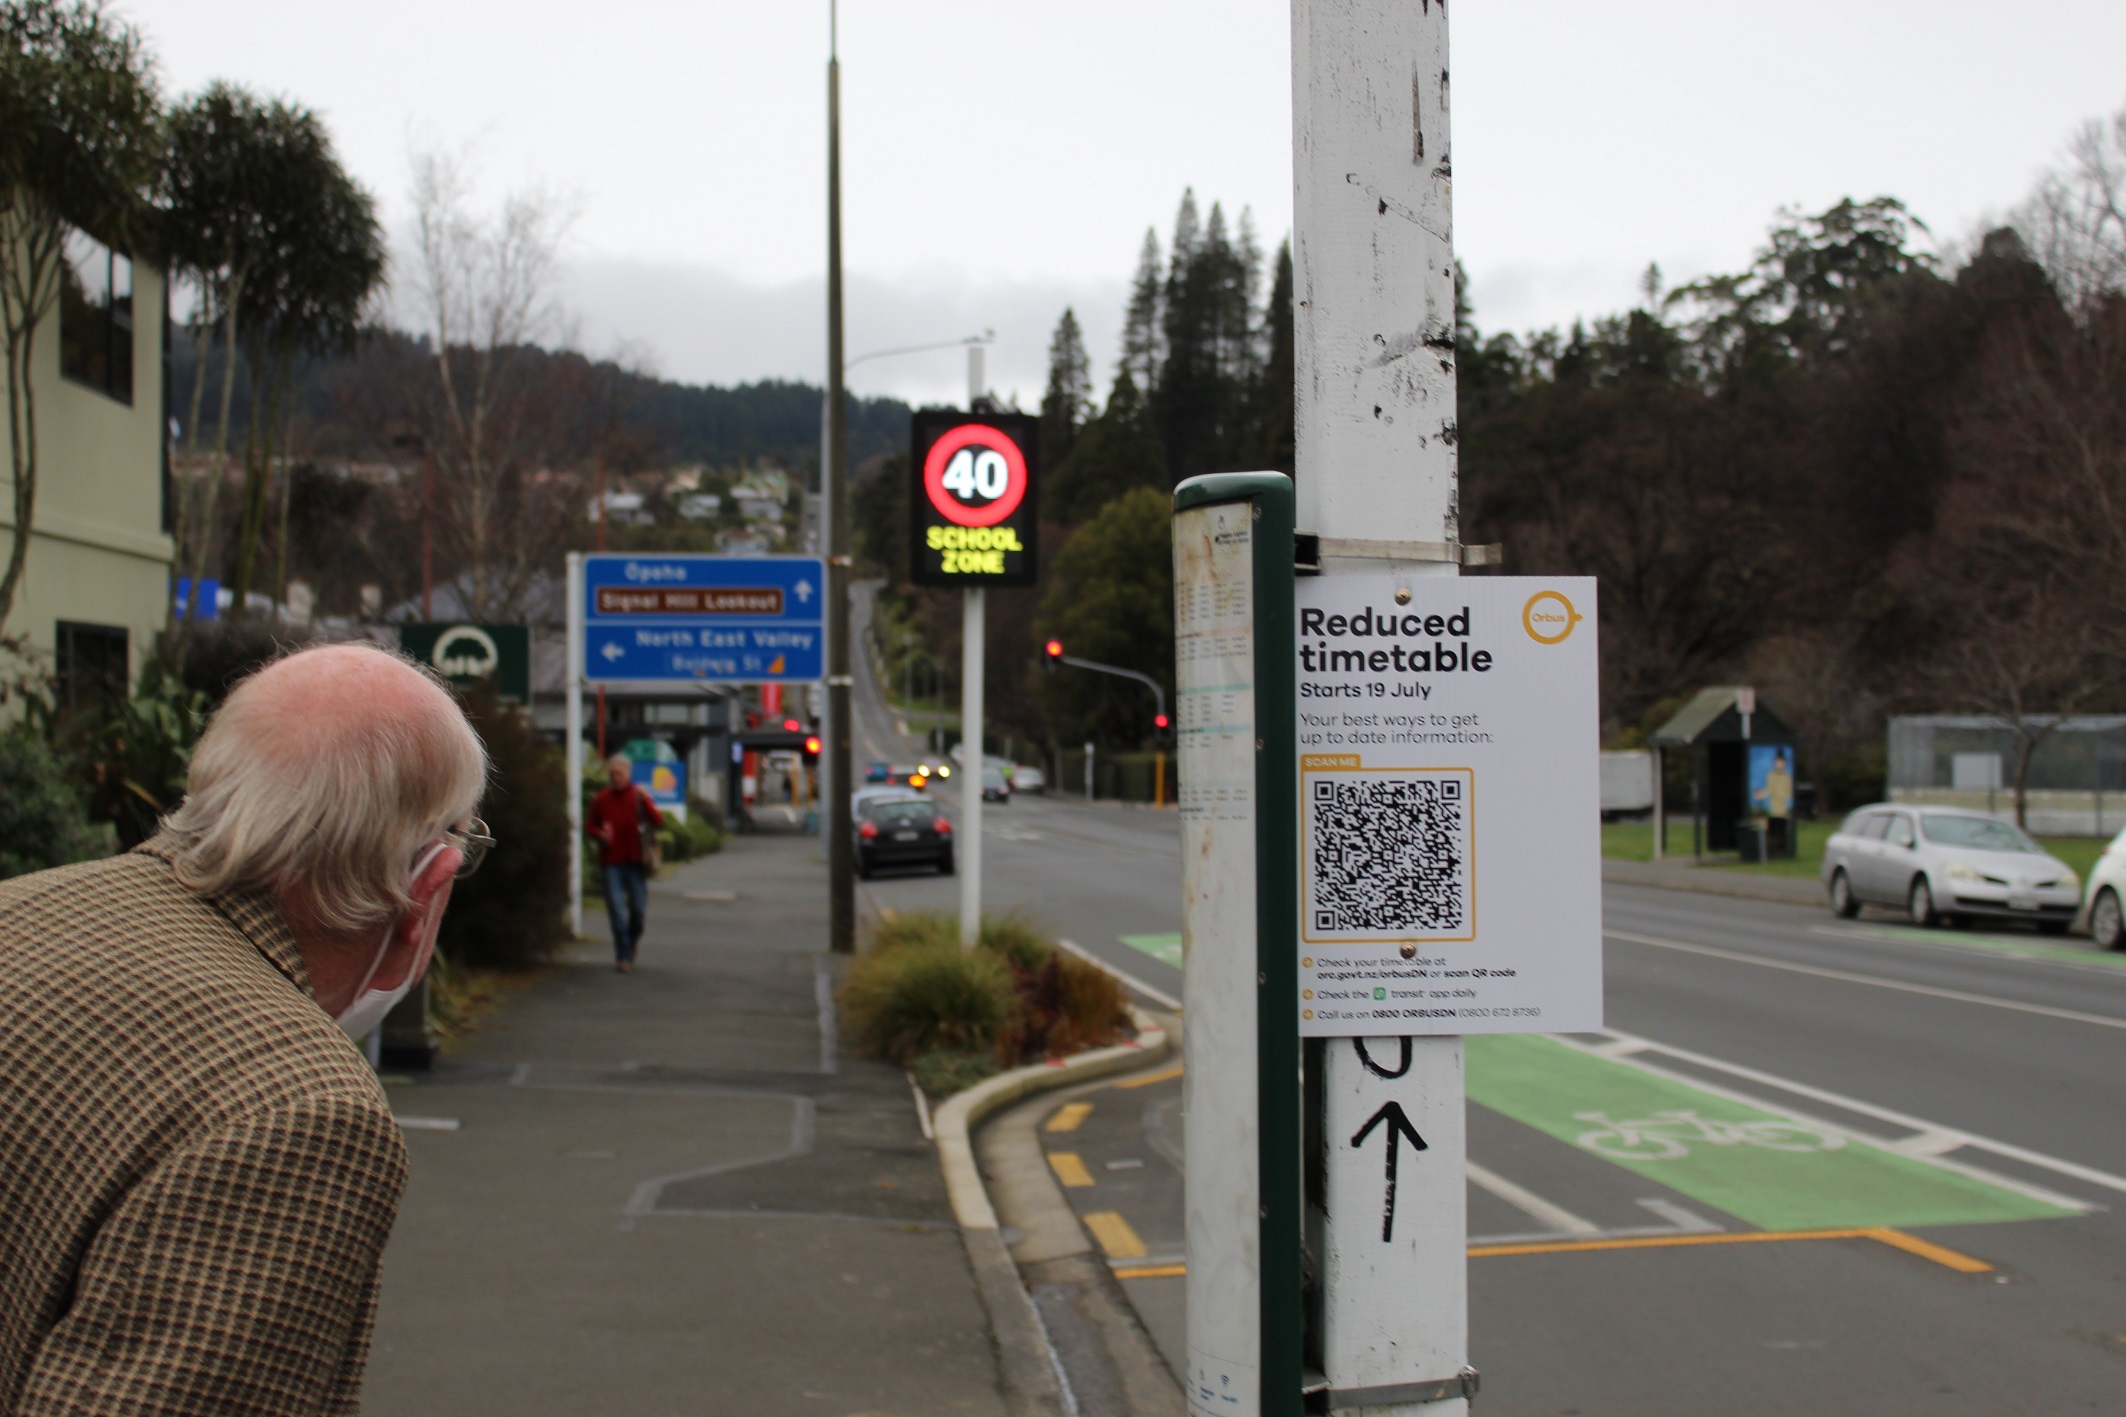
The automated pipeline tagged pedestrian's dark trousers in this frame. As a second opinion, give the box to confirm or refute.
[602,862,648,961]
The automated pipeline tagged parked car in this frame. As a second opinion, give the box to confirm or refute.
[2076,826,2126,949]
[1821,804,2080,932]
[854,795,954,878]
[1013,764,1047,794]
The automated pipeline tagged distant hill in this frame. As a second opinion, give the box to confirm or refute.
[170,325,912,473]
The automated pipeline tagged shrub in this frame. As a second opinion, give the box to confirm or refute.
[657,811,722,863]
[842,911,1134,1088]
[437,682,570,970]
[0,734,104,879]
[840,938,1016,1064]
[870,910,959,954]
[40,659,207,849]
[909,1046,1002,1096]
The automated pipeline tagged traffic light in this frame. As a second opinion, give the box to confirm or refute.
[1154,712,1173,746]
[1043,639,1064,673]
[803,735,822,759]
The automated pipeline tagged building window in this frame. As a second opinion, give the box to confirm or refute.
[59,228,133,404]
[55,621,130,710]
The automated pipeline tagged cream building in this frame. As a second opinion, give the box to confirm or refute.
[1,229,172,704]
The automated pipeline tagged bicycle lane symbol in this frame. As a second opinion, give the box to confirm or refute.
[1573,1109,1847,1162]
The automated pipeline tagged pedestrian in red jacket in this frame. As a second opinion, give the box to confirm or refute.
[587,754,662,972]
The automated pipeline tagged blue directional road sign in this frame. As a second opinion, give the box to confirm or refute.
[580,553,825,684]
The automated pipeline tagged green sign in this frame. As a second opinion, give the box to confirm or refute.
[400,622,531,703]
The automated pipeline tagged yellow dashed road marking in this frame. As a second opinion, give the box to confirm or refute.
[1115,1065,1184,1090]
[1084,1211,1148,1259]
[1045,1102,1094,1133]
[1047,1152,1095,1188]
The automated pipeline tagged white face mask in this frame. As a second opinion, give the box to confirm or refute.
[336,843,451,1041]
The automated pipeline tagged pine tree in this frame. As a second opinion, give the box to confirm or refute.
[1044,370,1167,523]
[1157,196,1244,479]
[1120,228,1164,390]
[1040,307,1092,470]
[1235,238,1294,473]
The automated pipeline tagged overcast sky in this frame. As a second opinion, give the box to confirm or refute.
[124,1,2126,409]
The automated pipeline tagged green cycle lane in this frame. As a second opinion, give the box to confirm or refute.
[1120,933,1184,969]
[1466,1034,2076,1232]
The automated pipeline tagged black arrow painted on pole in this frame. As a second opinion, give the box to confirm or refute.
[1350,1101,1429,1242]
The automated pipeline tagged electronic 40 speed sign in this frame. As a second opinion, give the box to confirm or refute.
[910,410,1038,588]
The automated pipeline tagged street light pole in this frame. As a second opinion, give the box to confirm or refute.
[824,2,855,954]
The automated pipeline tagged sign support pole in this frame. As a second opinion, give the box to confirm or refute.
[958,341,986,951]
[566,552,585,941]
[1295,0,1469,1411]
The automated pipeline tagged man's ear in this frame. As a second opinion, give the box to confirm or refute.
[407,844,464,917]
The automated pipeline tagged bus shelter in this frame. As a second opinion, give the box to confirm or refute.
[1648,687,1800,860]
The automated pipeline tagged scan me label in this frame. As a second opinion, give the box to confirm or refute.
[1295,575,1603,1037]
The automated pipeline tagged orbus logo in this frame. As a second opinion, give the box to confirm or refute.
[1521,590,1583,645]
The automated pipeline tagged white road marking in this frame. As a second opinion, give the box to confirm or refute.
[396,1116,460,1131]
[1635,1197,1721,1232]
[1607,929,2126,1032]
[1057,937,1182,1011]
[1569,1028,2118,1209]
[1466,1160,1600,1235]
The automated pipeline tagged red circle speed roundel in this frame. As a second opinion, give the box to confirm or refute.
[922,423,1028,528]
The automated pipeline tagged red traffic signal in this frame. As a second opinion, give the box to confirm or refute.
[782,717,801,732]
[1154,713,1169,730]
[1043,639,1064,673]
[803,735,823,757]
[1045,639,1064,658]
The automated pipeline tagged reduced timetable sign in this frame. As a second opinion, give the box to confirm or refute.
[909,410,1039,588]
[1294,575,1602,1037]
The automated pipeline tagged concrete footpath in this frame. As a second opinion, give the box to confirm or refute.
[364,832,1008,1417]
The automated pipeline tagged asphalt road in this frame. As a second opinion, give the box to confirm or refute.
[864,792,2126,1412]
[848,606,2126,1413]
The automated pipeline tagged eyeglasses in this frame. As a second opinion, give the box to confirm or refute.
[445,817,496,879]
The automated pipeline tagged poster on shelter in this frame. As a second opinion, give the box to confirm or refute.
[1749,745,1794,819]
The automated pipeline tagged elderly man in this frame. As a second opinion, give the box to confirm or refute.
[0,643,489,1416]
[585,752,662,973]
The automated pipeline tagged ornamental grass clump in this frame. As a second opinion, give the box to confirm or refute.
[840,911,1135,1094]
[839,934,1015,1063]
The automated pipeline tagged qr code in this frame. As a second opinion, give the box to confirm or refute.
[1305,771,1472,938]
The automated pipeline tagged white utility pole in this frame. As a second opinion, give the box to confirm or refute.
[1296,1,1470,1411]
[958,342,986,950]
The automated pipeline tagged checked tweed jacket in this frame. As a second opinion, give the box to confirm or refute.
[0,838,409,1416]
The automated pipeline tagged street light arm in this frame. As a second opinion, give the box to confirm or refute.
[1058,654,1165,722]
[846,331,994,371]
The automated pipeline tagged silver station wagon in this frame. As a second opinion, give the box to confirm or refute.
[1822,804,2080,932]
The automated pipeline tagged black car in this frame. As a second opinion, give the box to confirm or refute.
[855,797,955,877]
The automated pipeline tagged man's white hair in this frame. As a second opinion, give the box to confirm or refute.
[162,644,489,934]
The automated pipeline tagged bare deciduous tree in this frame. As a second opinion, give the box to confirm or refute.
[404,147,573,619]
[2013,104,2126,315]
